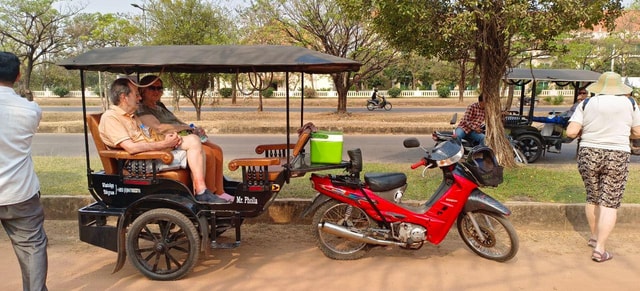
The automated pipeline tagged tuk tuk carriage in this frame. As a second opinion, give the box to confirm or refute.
[503,68,601,163]
[57,45,361,280]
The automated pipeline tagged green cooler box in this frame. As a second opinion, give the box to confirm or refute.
[310,131,343,164]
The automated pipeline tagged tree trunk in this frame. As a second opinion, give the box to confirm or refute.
[458,58,467,102]
[333,72,348,113]
[477,3,514,167]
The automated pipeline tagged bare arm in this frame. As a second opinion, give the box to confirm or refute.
[138,114,190,134]
[566,121,582,139]
[631,125,640,139]
[118,132,182,154]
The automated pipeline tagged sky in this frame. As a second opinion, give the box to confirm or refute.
[60,0,249,14]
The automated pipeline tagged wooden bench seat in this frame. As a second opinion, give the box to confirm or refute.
[86,113,192,186]
[227,128,312,183]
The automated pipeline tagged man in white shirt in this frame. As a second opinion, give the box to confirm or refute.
[0,51,48,290]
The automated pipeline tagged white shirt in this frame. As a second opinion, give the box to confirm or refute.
[0,86,42,205]
[569,95,640,152]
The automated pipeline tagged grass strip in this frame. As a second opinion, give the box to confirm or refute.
[35,156,640,204]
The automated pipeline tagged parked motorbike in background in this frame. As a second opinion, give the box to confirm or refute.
[302,138,519,262]
[433,113,528,164]
[366,95,392,111]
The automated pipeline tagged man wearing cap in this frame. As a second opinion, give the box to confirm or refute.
[567,71,640,263]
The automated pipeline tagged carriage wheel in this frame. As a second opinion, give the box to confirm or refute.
[126,208,200,280]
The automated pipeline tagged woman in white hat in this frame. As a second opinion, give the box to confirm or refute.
[567,71,640,263]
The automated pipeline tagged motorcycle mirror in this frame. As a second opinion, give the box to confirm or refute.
[449,113,458,125]
[403,137,420,148]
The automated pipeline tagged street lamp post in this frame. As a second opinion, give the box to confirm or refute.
[131,3,147,41]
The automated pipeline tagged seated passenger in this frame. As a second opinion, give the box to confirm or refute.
[531,90,588,126]
[99,78,230,204]
[530,90,588,153]
[135,75,230,201]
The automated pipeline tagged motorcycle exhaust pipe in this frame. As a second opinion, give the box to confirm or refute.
[318,222,404,247]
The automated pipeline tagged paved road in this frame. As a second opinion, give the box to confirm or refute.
[41,105,564,114]
[34,133,599,165]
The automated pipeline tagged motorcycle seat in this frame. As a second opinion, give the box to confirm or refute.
[364,172,407,192]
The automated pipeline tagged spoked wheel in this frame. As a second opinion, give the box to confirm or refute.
[515,134,543,163]
[126,208,200,280]
[312,200,373,260]
[366,103,375,111]
[384,103,392,111]
[456,211,519,262]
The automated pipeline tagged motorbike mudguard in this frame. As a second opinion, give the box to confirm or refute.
[301,194,333,218]
[463,189,511,216]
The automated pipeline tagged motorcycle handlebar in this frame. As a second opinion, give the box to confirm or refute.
[411,158,427,169]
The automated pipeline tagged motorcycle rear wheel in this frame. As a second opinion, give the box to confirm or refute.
[366,103,375,111]
[456,211,519,262]
[312,200,372,260]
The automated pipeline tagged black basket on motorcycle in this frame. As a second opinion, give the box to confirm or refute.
[462,146,504,187]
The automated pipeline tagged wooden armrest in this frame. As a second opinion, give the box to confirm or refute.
[228,157,281,171]
[98,150,174,164]
[255,143,295,154]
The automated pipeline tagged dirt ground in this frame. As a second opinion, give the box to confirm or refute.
[1,220,639,291]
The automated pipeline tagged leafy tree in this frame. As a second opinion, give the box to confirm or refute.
[145,0,236,120]
[0,0,81,100]
[255,0,402,113]
[361,0,624,166]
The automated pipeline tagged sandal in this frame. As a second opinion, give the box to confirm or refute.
[591,250,613,262]
[588,238,597,248]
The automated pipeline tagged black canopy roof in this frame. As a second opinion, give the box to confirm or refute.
[57,45,362,74]
[505,68,601,83]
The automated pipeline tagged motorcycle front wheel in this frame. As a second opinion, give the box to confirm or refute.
[456,211,519,262]
[366,102,375,111]
[383,103,392,111]
[312,200,373,260]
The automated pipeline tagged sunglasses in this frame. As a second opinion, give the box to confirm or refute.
[148,86,164,91]
[579,92,587,94]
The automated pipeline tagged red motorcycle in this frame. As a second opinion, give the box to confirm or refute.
[302,138,519,262]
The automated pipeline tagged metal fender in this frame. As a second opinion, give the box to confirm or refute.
[463,189,511,216]
[301,194,333,218]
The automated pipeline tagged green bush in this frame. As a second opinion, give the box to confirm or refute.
[387,87,402,98]
[436,85,451,98]
[219,88,233,98]
[261,87,275,98]
[52,87,69,98]
[544,95,564,105]
[303,87,317,98]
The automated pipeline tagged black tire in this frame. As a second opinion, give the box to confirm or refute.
[384,103,392,111]
[515,134,543,163]
[366,103,375,111]
[311,200,372,260]
[126,208,200,280]
[456,211,519,262]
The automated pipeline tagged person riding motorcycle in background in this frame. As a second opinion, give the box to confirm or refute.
[371,88,379,105]
[454,94,486,146]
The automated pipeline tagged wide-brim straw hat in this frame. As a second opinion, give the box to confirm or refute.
[587,71,633,95]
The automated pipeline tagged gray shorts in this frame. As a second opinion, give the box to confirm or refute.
[577,147,630,209]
